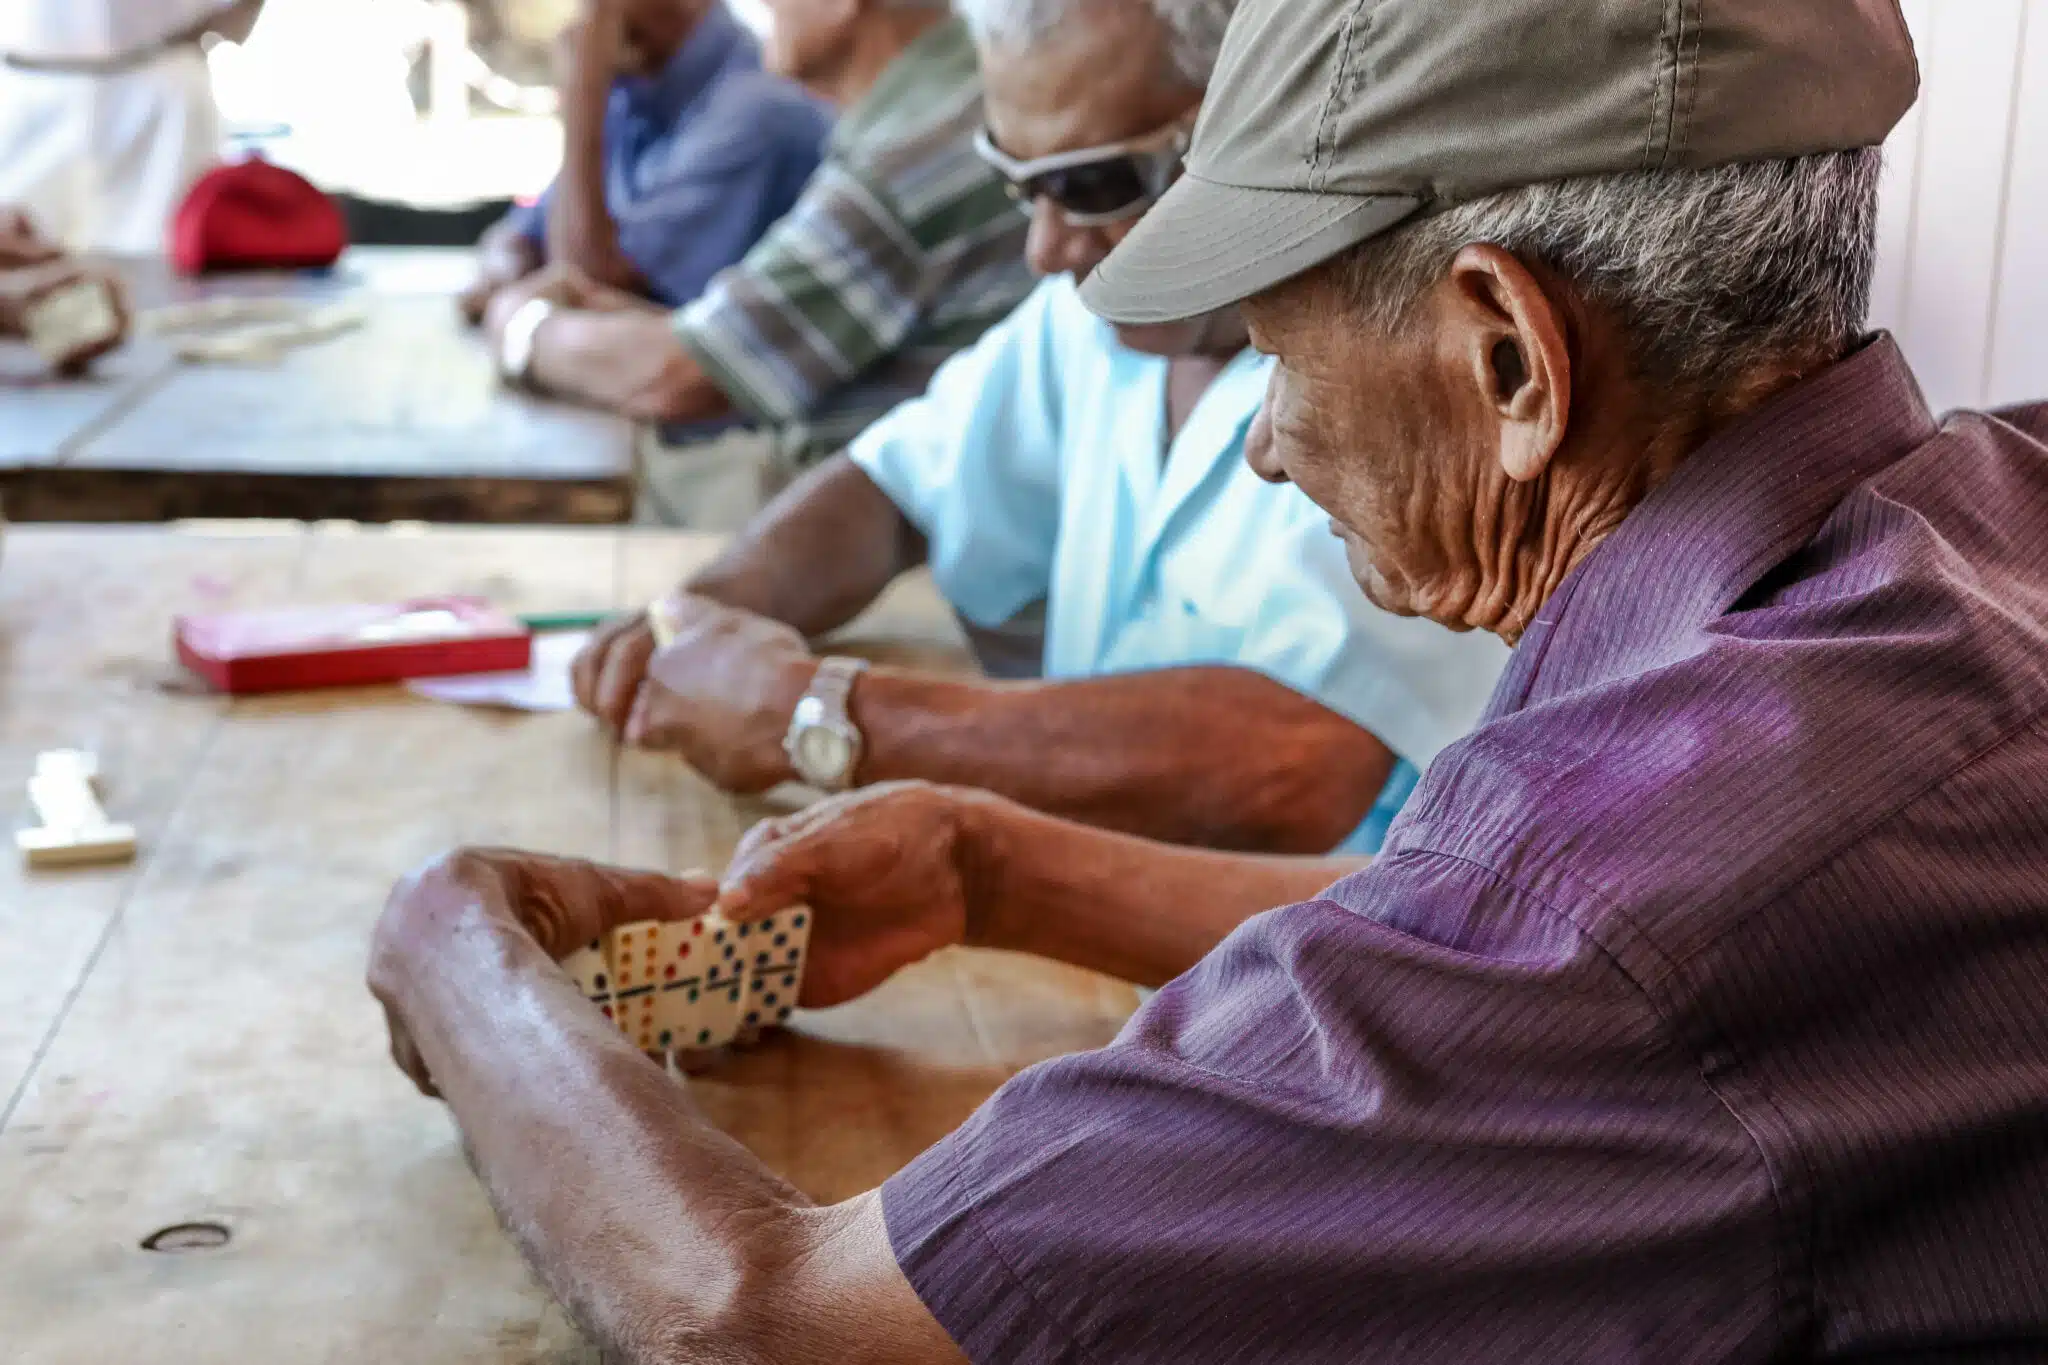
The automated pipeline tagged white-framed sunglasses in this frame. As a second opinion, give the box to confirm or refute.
[972,121,1191,227]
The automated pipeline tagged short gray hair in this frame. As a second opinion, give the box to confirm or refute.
[954,0,1237,87]
[1332,149,1883,397]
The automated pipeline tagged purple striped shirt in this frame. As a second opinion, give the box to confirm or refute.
[883,336,2048,1362]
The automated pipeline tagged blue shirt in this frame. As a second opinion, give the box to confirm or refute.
[509,3,831,308]
[849,277,1511,852]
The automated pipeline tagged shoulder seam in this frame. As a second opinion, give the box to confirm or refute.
[1376,842,1797,1339]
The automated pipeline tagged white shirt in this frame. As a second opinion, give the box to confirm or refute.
[0,0,225,252]
[2,0,223,56]
[850,276,1511,851]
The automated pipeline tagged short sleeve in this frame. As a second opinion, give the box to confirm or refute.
[673,162,936,425]
[611,74,830,308]
[845,281,1065,629]
[883,851,1779,1365]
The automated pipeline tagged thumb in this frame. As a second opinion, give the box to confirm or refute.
[717,821,826,923]
[600,865,721,928]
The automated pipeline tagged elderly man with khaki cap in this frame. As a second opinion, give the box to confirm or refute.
[366,0,2048,1360]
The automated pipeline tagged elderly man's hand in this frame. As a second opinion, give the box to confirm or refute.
[0,262,130,371]
[572,595,816,794]
[482,262,654,347]
[369,848,719,1096]
[0,205,60,268]
[717,783,999,1007]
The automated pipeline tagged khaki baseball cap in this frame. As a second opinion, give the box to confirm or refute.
[1082,0,1920,325]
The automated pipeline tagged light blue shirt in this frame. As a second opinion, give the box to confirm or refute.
[849,277,1511,852]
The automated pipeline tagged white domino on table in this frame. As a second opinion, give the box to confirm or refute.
[16,750,137,870]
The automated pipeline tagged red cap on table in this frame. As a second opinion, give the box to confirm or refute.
[170,156,348,276]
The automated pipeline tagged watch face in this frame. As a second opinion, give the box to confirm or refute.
[795,725,855,785]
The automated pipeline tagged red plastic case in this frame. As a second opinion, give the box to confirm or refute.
[175,597,532,694]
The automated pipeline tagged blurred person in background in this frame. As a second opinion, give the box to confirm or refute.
[0,1,264,253]
[0,205,130,368]
[459,0,833,322]
[480,0,1035,469]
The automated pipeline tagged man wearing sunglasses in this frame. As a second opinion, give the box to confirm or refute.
[570,0,1507,860]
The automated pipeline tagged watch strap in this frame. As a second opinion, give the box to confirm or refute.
[786,656,869,792]
[807,655,867,718]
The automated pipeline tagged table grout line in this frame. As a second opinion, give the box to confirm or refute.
[0,707,230,1136]
[46,358,181,469]
[0,527,311,1137]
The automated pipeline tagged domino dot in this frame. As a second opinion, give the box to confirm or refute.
[793,913,807,928]
[712,928,726,943]
[678,943,692,958]
[745,1011,760,1025]
[587,939,601,951]
[784,949,798,964]
[755,951,770,967]
[664,965,676,980]
[688,987,700,1001]
[773,933,787,947]
[593,974,608,990]
[692,921,704,937]
[697,1029,711,1044]
[601,1005,614,1019]
[723,945,736,961]
[737,923,751,937]
[659,1030,673,1047]
[776,1006,792,1022]
[764,992,779,1006]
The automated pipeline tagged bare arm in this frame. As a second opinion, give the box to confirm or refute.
[368,855,964,1365]
[204,0,267,46]
[719,783,1368,990]
[528,308,734,423]
[847,668,1394,855]
[545,9,643,293]
[689,454,931,634]
[973,804,1365,982]
[582,460,1397,853]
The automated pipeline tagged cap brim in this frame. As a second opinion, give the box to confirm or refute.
[1081,174,1423,325]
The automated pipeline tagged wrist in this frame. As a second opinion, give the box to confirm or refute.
[953,788,1025,951]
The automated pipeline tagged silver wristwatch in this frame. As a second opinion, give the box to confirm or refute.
[496,296,555,388]
[783,657,869,792]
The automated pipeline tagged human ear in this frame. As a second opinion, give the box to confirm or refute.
[1446,244,1571,484]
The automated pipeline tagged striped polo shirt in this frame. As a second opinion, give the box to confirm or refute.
[673,18,1034,465]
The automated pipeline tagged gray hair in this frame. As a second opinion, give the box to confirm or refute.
[1332,149,1883,397]
[954,0,1237,87]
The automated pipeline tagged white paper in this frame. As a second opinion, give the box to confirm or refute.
[407,630,589,713]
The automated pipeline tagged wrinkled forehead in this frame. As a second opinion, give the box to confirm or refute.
[979,6,1201,161]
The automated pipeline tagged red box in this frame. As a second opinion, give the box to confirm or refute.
[175,598,533,694]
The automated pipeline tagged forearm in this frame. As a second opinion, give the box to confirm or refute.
[204,0,267,45]
[687,456,927,635]
[530,311,733,422]
[854,667,1396,855]
[963,793,1366,985]
[390,879,812,1361]
[547,35,637,290]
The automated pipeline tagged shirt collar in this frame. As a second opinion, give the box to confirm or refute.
[617,1,748,128]
[1488,333,1940,717]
